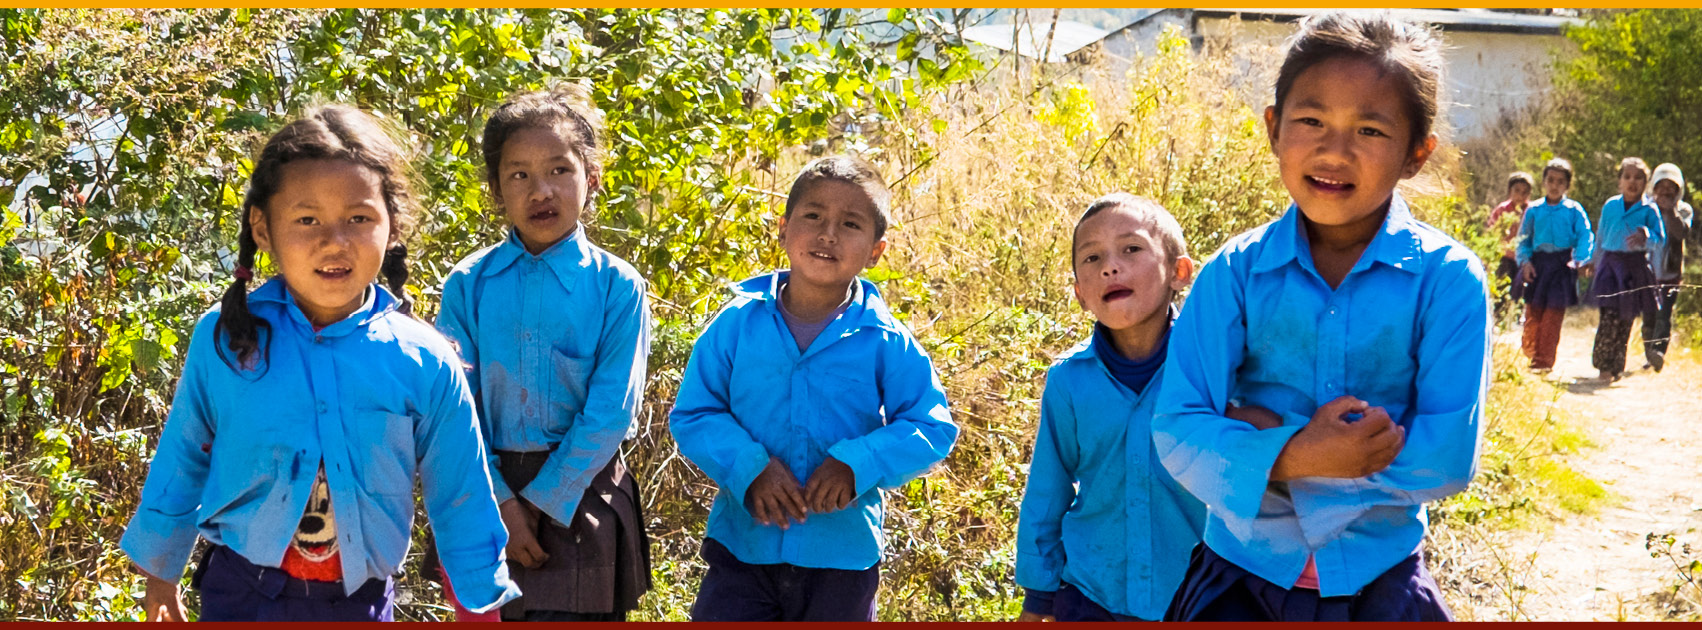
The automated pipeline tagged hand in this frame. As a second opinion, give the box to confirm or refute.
[499,498,548,569]
[1016,611,1055,622]
[141,571,186,622]
[803,456,857,514]
[1580,263,1594,279]
[1226,403,1284,430]
[745,458,808,529]
[1626,233,1648,250]
[1520,262,1536,283]
[1270,396,1405,481]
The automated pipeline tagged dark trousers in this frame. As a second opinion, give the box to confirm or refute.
[1643,283,1682,370]
[689,538,879,622]
[1521,305,1566,369]
[1494,255,1524,316]
[1593,307,1646,375]
[1165,545,1451,622]
[194,544,393,622]
[1055,582,1147,622]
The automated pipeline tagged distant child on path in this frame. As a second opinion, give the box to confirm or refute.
[1154,12,1489,621]
[1643,162,1692,372]
[1589,157,1666,381]
[1487,171,1534,315]
[1517,158,1594,372]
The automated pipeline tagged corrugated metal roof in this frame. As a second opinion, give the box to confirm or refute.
[1115,8,1581,36]
[960,20,1111,62]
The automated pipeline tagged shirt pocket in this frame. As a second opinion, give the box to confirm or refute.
[550,349,596,420]
[355,410,417,498]
[811,367,884,443]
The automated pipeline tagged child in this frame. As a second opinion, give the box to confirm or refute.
[1642,162,1692,372]
[120,105,519,621]
[1516,158,1594,373]
[669,155,958,622]
[1153,12,1490,621]
[435,84,653,621]
[1487,171,1534,315]
[1015,194,1230,622]
[1588,157,1667,381]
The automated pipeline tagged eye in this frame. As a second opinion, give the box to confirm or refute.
[1081,254,1100,264]
[801,211,821,220]
[1358,126,1389,138]
[349,214,373,224]
[552,166,571,176]
[1124,244,1142,254]
[294,216,319,226]
[1293,116,1322,127]
[843,220,862,230]
[509,171,527,180]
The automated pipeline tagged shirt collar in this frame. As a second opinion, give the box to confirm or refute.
[730,270,900,334]
[478,224,593,293]
[1251,194,1423,275]
[248,276,396,338]
[1058,304,1179,365]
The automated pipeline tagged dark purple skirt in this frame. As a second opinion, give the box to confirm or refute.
[1590,250,1661,314]
[1163,545,1452,622]
[1523,250,1578,310]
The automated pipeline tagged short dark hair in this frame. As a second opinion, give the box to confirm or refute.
[1274,11,1445,148]
[1071,193,1188,273]
[1507,171,1535,193]
[784,155,892,240]
[1542,157,1574,186]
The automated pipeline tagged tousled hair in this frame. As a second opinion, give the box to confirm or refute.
[1274,11,1445,149]
[217,104,420,372]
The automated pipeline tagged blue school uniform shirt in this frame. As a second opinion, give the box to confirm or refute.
[1595,194,1667,256]
[121,279,519,610]
[1515,196,1593,266]
[436,225,649,526]
[669,271,958,571]
[1153,195,1490,597]
[1015,323,1206,620]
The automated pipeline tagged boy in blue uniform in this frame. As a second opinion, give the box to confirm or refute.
[1017,194,1270,622]
[670,156,958,622]
[1516,158,1593,373]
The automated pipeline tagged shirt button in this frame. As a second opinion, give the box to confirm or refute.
[316,401,328,414]
[314,335,324,344]
[1327,307,1339,316]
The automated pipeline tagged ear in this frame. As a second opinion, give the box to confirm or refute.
[1263,105,1280,149]
[1169,255,1196,292]
[866,236,889,267]
[1071,281,1088,311]
[776,214,789,243]
[248,206,273,253]
[585,168,603,209]
[1401,134,1439,179]
[489,179,505,210]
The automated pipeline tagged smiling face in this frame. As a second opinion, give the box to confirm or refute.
[1618,164,1649,201]
[779,179,888,295]
[1071,207,1190,332]
[1266,56,1436,229]
[1541,168,1570,203]
[495,126,598,254]
[1653,179,1681,211]
[251,159,392,327]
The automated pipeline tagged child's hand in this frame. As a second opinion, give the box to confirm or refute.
[1016,611,1056,622]
[141,571,185,622]
[499,498,548,569]
[1271,396,1405,481]
[1520,262,1536,283]
[1225,403,1284,430]
[745,458,808,529]
[803,456,857,513]
[1627,226,1650,250]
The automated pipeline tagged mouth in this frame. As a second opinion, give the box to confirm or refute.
[1101,286,1134,302]
[807,250,838,262]
[1306,175,1355,194]
[526,206,560,222]
[315,265,353,280]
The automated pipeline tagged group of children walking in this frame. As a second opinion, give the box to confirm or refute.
[1492,155,1693,380]
[122,11,1497,623]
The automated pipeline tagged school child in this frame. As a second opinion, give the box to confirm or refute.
[669,155,958,622]
[1516,158,1594,373]
[1015,194,1277,622]
[1588,157,1667,381]
[1642,162,1692,372]
[1487,171,1534,314]
[434,84,652,621]
[120,105,519,621]
[1152,12,1490,621]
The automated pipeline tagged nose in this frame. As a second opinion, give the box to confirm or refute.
[528,177,556,203]
[1316,126,1352,163]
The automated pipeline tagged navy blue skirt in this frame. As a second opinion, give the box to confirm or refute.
[1523,250,1579,310]
[1163,545,1451,622]
[1590,250,1660,314]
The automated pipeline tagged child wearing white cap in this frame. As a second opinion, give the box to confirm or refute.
[1644,162,1693,371]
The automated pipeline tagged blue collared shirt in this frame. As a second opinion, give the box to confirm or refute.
[1516,196,1593,265]
[436,225,649,527]
[1595,194,1667,256]
[1016,330,1206,620]
[122,280,519,610]
[670,272,958,570]
[1153,195,1489,597]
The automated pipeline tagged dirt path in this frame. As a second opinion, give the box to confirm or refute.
[1466,309,1702,621]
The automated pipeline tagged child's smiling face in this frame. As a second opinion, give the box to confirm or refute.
[496,126,597,255]
[779,180,888,294]
[1618,164,1649,200]
[1653,179,1681,210]
[1266,56,1436,228]
[251,158,392,327]
[1072,207,1188,332]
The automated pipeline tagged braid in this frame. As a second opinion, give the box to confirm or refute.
[214,210,271,372]
[382,242,414,316]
